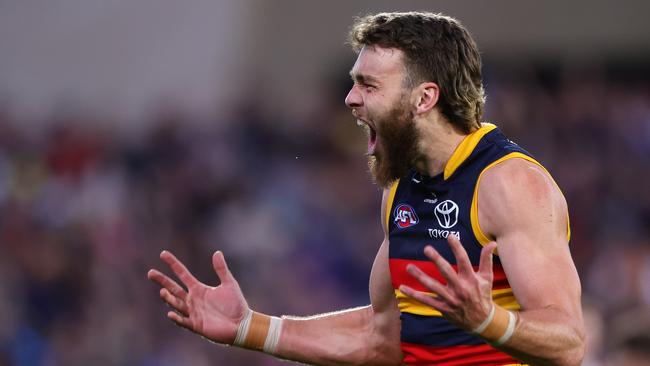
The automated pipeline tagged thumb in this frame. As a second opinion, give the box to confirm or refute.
[212,251,234,284]
[478,241,497,280]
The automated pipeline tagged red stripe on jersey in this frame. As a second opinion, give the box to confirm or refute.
[389,259,511,291]
[401,342,523,366]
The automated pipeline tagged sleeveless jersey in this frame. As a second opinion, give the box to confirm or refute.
[386,124,569,366]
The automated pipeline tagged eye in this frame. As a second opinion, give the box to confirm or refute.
[351,80,377,93]
[363,84,377,92]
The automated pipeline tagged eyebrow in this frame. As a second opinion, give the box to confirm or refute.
[349,71,380,85]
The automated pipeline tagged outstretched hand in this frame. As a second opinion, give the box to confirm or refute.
[399,235,498,331]
[147,250,249,344]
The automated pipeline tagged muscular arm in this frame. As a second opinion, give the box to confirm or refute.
[277,239,402,365]
[275,189,402,365]
[148,189,402,366]
[478,159,585,366]
[398,158,585,366]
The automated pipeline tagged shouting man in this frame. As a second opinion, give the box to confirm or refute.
[148,12,585,366]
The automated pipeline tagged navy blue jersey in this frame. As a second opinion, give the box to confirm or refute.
[386,124,569,365]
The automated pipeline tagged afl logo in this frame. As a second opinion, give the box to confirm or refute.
[434,200,459,229]
[394,204,419,228]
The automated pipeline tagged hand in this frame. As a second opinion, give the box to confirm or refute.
[399,235,498,331]
[147,250,249,344]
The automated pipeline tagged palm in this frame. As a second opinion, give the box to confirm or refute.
[186,280,246,342]
[148,250,248,344]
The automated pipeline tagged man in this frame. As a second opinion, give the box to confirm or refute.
[148,12,585,365]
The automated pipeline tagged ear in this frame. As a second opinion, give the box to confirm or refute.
[414,82,439,115]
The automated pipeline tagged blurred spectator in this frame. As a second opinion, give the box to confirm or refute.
[606,307,650,366]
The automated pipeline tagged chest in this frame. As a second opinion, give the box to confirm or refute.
[388,175,483,265]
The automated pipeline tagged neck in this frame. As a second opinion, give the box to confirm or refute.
[414,117,472,177]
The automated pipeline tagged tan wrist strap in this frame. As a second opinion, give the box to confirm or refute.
[233,309,283,353]
[472,304,517,346]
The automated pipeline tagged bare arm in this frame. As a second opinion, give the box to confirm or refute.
[276,188,401,365]
[399,158,585,366]
[148,189,402,366]
[276,236,402,365]
[479,159,585,365]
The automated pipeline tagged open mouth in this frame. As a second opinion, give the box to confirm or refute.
[357,119,378,155]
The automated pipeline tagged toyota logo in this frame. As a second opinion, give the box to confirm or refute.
[434,200,459,229]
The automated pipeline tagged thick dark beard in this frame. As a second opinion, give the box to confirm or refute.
[368,99,421,189]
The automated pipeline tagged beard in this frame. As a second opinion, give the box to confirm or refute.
[367,98,422,189]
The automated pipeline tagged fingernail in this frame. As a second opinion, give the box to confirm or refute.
[406,264,418,274]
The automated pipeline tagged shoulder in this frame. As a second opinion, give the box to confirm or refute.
[477,157,568,240]
[481,157,560,201]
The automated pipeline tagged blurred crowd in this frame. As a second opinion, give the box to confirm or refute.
[0,61,649,366]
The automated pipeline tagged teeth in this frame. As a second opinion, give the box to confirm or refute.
[356,119,364,127]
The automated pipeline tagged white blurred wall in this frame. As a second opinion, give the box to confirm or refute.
[0,0,253,123]
[0,0,648,124]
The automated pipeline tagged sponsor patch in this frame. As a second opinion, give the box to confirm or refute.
[434,200,459,229]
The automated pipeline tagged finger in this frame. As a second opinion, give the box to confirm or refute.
[406,263,453,301]
[478,242,497,280]
[446,234,474,275]
[399,285,452,313]
[423,245,460,288]
[160,251,200,288]
[167,310,193,330]
[148,269,188,300]
[160,288,189,316]
[212,251,234,285]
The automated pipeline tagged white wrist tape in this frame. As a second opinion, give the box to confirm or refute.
[471,303,517,346]
[493,310,516,346]
[233,308,283,354]
[233,308,253,346]
[262,316,283,354]
[472,304,495,334]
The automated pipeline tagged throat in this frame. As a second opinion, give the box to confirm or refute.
[415,123,468,178]
[414,157,445,178]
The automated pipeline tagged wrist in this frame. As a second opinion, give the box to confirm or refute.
[233,309,283,354]
[472,303,517,346]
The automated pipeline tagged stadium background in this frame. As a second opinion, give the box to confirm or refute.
[0,1,649,365]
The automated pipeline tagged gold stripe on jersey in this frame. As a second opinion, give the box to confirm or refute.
[385,179,400,230]
[395,288,522,317]
[444,123,497,180]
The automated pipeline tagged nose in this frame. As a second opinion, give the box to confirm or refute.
[345,84,363,109]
